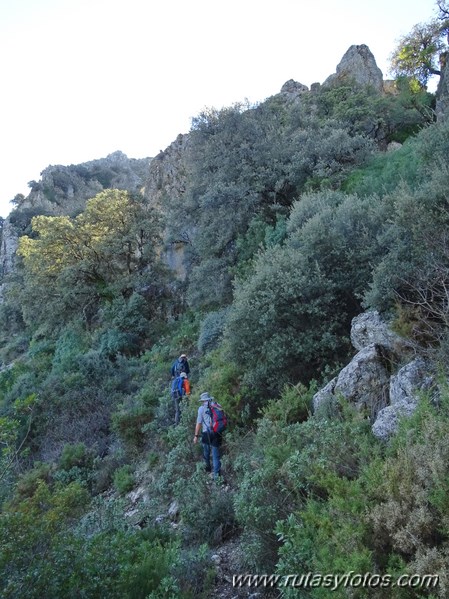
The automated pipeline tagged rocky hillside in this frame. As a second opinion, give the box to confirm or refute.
[2,33,449,598]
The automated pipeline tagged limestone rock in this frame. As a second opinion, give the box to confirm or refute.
[350,311,405,352]
[280,79,309,100]
[334,344,390,413]
[313,344,390,416]
[389,358,433,406]
[323,44,384,92]
[372,358,434,440]
[387,141,402,152]
[143,134,191,280]
[313,311,433,434]
[371,401,416,440]
[312,377,337,412]
[144,134,188,210]
[0,218,18,279]
[168,500,180,520]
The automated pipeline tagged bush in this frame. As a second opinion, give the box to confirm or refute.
[198,308,230,354]
[59,442,91,471]
[112,403,155,454]
[174,468,238,546]
[113,465,135,495]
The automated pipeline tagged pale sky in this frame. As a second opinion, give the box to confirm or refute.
[0,0,439,218]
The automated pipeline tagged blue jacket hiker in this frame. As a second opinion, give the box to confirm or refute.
[171,372,191,425]
[171,353,190,378]
[193,392,224,479]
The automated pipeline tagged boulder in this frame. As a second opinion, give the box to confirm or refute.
[280,79,309,100]
[312,377,337,412]
[313,311,433,438]
[313,344,390,416]
[372,358,434,440]
[350,310,405,352]
[389,358,433,406]
[371,401,416,441]
[333,344,390,414]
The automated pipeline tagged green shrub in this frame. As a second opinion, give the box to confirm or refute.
[113,465,135,495]
[174,468,238,546]
[260,382,315,425]
[226,190,386,396]
[15,462,53,499]
[112,404,155,453]
[59,442,91,471]
[198,308,230,353]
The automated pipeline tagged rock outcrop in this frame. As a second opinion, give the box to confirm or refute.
[323,44,384,92]
[313,311,434,440]
[16,151,149,217]
[143,134,191,280]
[280,79,309,101]
[350,311,407,353]
[372,358,434,440]
[313,343,391,416]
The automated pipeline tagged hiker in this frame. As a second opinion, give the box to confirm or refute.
[193,392,224,479]
[171,353,190,378]
[171,371,191,425]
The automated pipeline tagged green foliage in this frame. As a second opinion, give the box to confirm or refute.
[198,307,230,354]
[226,190,386,395]
[15,461,53,499]
[174,97,376,310]
[174,468,238,546]
[343,141,422,196]
[51,324,89,373]
[0,393,36,486]
[193,345,245,425]
[113,464,135,495]
[0,480,183,598]
[260,382,315,426]
[2,32,449,599]
[16,190,166,336]
[59,442,91,470]
[365,125,449,326]
[233,394,379,574]
[390,19,447,86]
[112,402,155,454]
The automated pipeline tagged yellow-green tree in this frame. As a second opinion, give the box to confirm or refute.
[17,190,165,332]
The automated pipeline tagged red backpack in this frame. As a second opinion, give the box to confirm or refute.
[207,401,228,434]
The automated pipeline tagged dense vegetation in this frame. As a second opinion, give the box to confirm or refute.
[1,8,449,596]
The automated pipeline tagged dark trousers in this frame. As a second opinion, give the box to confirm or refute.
[172,392,182,425]
[201,431,222,478]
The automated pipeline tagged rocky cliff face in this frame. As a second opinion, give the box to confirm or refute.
[16,151,149,217]
[143,134,189,210]
[143,134,191,280]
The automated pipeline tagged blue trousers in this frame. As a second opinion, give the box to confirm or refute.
[201,432,221,478]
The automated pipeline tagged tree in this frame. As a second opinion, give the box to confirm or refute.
[226,190,386,395]
[390,2,449,87]
[16,190,166,332]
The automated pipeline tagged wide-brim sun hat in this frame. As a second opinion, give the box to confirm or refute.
[199,392,212,402]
